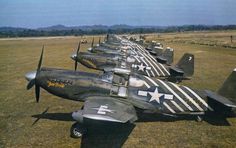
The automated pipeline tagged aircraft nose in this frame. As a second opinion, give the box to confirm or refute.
[25,71,36,81]
[71,53,77,60]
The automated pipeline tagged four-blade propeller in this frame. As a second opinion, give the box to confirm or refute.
[27,37,102,102]
[25,46,44,103]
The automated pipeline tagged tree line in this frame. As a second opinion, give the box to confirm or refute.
[0,25,236,38]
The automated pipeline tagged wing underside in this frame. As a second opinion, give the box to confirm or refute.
[81,97,138,123]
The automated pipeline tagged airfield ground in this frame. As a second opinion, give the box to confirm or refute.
[1,31,236,147]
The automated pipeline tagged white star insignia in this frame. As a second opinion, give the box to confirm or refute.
[138,63,146,71]
[138,87,174,104]
[148,88,164,103]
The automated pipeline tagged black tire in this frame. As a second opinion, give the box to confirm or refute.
[70,122,86,138]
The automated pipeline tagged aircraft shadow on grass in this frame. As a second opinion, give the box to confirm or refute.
[31,108,135,148]
[136,112,236,126]
[31,108,236,148]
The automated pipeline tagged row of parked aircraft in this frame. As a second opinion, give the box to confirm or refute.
[25,34,236,138]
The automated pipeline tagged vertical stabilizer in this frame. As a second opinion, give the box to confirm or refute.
[162,48,174,65]
[218,69,236,103]
[176,53,194,77]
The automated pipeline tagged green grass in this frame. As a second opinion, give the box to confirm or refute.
[1,32,236,147]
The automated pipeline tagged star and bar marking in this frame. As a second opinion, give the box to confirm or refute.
[138,87,173,103]
[132,63,151,72]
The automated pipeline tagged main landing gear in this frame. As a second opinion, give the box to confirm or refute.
[70,122,87,138]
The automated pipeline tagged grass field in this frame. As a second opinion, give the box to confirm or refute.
[1,31,236,147]
[145,30,236,49]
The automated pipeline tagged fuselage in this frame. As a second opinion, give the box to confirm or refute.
[36,67,112,101]
[74,52,120,70]
[34,67,212,115]
[74,37,176,78]
[73,51,172,78]
[89,45,121,55]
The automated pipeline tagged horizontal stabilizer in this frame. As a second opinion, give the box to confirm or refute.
[149,50,158,56]
[169,67,184,75]
[156,56,168,64]
[145,47,152,51]
[205,90,236,108]
[156,56,167,62]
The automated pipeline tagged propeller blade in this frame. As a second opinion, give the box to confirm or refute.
[74,61,78,71]
[32,107,49,126]
[35,85,40,103]
[27,79,35,90]
[106,34,109,41]
[74,42,80,71]
[91,37,94,47]
[37,46,44,75]
[76,42,80,55]
[26,46,44,103]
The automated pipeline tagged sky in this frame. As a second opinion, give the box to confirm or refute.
[0,0,236,28]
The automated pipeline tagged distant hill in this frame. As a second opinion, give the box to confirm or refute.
[37,24,166,31]
[37,25,69,31]
[0,24,236,38]
[37,24,137,31]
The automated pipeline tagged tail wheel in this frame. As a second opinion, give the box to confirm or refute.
[196,116,203,122]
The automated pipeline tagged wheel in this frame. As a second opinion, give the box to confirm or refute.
[196,116,203,122]
[70,122,86,138]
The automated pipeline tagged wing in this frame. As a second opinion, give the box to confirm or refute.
[81,97,138,123]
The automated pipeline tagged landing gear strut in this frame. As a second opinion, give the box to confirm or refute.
[70,122,87,138]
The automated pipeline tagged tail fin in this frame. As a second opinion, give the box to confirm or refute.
[153,47,163,56]
[176,53,194,77]
[162,48,174,65]
[156,48,174,65]
[218,69,236,104]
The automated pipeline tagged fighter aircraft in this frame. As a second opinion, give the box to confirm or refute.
[25,47,236,138]
[71,39,193,82]
[145,41,174,65]
[91,39,174,65]
[88,39,121,55]
[105,35,174,65]
[146,41,164,56]
[155,47,174,65]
